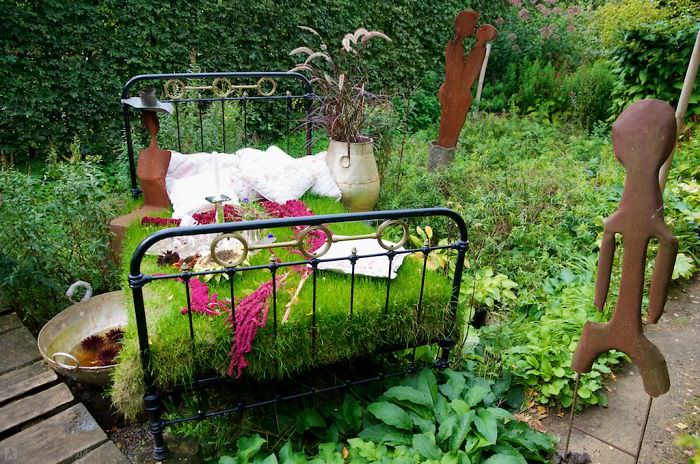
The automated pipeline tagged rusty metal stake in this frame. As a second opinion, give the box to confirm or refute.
[564,372,581,455]
[634,396,654,464]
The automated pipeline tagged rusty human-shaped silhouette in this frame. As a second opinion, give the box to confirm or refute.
[571,99,678,397]
[437,11,496,149]
[137,110,171,208]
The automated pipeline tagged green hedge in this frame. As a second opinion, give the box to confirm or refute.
[2,0,508,161]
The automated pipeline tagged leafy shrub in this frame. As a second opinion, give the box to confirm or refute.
[0,145,121,330]
[609,18,700,120]
[593,0,670,48]
[215,367,556,463]
[563,60,615,131]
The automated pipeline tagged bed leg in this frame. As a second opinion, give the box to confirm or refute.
[145,390,169,461]
[436,337,455,369]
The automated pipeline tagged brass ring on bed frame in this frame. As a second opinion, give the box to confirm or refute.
[210,233,249,268]
[376,220,409,251]
[163,79,186,99]
[211,78,233,97]
[257,77,276,96]
[297,225,334,259]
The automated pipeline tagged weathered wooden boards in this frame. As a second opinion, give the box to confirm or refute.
[0,362,57,404]
[0,312,128,463]
[0,404,106,464]
[0,383,73,434]
[0,327,41,376]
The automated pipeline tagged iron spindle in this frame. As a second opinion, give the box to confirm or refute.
[270,254,278,334]
[311,259,318,354]
[243,93,248,143]
[286,91,291,155]
[221,99,226,152]
[175,102,182,152]
[349,248,357,319]
[183,276,204,415]
[384,252,395,314]
[198,105,204,151]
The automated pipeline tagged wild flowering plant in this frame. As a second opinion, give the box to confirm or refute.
[289,26,391,143]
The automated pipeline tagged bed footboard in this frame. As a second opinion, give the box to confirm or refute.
[127,207,467,460]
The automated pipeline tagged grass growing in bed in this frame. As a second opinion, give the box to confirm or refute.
[111,195,456,419]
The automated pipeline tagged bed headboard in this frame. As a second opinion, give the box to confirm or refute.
[122,72,315,198]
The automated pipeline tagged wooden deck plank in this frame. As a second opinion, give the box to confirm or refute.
[0,383,74,435]
[0,327,41,375]
[0,362,57,404]
[0,314,21,335]
[0,404,106,464]
[73,442,130,464]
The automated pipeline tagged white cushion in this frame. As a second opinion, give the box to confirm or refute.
[295,151,342,199]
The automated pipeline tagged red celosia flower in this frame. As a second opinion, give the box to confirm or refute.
[141,216,181,227]
[192,205,243,225]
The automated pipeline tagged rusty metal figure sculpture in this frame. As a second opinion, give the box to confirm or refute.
[428,10,496,170]
[564,99,678,463]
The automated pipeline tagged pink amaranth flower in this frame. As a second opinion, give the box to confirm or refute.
[518,8,529,20]
[567,6,581,16]
[180,278,230,316]
[510,0,523,7]
[552,6,562,14]
[226,278,279,377]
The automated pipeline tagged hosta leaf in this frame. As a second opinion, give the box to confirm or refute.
[343,394,363,431]
[367,402,413,430]
[418,368,438,406]
[449,410,475,452]
[481,454,526,464]
[412,432,442,460]
[474,409,498,444]
[439,370,466,400]
[384,385,434,409]
[359,424,412,445]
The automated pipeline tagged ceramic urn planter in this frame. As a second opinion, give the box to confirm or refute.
[326,138,380,212]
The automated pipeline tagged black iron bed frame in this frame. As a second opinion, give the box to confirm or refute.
[122,73,469,460]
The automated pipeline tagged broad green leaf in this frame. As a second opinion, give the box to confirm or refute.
[409,411,436,434]
[451,399,470,415]
[449,410,475,452]
[256,454,278,464]
[236,434,266,461]
[343,394,363,431]
[474,409,498,444]
[481,454,526,464]
[278,441,307,464]
[466,383,491,407]
[418,368,439,405]
[296,408,325,433]
[218,457,237,464]
[439,370,466,400]
[367,401,413,430]
[437,415,457,444]
[359,424,412,445]
[412,432,442,460]
[384,385,434,408]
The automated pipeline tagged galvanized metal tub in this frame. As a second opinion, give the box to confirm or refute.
[37,287,128,386]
